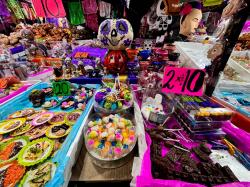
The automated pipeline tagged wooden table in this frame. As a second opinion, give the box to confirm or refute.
[70,144,135,183]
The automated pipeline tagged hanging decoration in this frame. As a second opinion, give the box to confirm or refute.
[68,1,85,25]
[147,0,173,31]
[7,0,25,19]
[82,0,99,32]
[31,0,66,18]
[203,0,223,7]
[0,0,10,17]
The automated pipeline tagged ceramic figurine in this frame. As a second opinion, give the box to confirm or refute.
[179,1,202,41]
[77,60,86,76]
[98,19,134,74]
[64,57,77,78]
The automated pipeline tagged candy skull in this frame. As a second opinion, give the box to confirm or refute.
[98,19,134,50]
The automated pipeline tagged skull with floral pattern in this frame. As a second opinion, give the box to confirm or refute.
[98,19,134,50]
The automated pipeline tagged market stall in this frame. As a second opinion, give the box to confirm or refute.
[0,0,250,186]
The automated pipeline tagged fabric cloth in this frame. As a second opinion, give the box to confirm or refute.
[82,0,98,14]
[85,14,98,32]
[68,1,85,25]
[7,0,25,19]
[99,1,111,18]
[20,2,37,20]
[0,0,10,16]
[31,0,66,18]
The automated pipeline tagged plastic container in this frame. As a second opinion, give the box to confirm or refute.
[170,95,233,131]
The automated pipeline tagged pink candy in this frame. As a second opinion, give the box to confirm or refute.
[114,147,122,156]
[115,133,123,142]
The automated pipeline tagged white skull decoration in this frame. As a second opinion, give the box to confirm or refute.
[147,0,173,31]
[98,19,134,50]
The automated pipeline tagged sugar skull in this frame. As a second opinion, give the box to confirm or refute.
[98,19,134,50]
[104,50,127,74]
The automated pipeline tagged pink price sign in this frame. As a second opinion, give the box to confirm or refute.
[162,67,206,96]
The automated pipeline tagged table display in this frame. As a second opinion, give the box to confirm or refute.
[0,2,250,185]
[0,82,98,186]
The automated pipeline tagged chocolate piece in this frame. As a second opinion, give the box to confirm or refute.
[193,147,211,162]
[200,143,212,155]
[222,166,239,182]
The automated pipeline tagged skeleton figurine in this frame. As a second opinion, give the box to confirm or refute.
[64,57,77,78]
[77,60,86,76]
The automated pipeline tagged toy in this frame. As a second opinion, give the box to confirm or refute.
[98,19,134,74]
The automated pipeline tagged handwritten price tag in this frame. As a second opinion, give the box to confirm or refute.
[162,67,206,96]
[52,80,70,96]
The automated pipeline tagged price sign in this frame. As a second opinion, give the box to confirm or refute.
[162,67,206,96]
[52,80,70,96]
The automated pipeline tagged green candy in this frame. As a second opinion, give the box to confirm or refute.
[104,101,112,109]
[116,142,122,147]
[117,101,123,109]
[124,93,131,101]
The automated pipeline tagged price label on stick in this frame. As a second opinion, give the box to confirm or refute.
[162,67,206,96]
[52,80,70,96]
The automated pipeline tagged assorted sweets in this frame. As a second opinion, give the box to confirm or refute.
[94,82,133,113]
[42,99,60,109]
[0,94,84,186]
[85,114,136,160]
[175,96,233,122]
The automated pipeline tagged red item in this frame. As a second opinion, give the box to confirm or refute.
[32,0,66,18]
[104,50,128,74]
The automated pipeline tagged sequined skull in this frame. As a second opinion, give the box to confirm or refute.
[98,19,134,50]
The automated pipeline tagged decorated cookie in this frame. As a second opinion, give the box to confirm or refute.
[19,161,56,187]
[0,160,26,187]
[18,138,54,166]
[0,118,26,134]
[65,110,82,125]
[10,122,34,136]
[60,97,75,110]
[8,108,35,119]
[26,110,47,121]
[42,87,53,97]
[42,99,60,109]
[49,112,66,125]
[46,124,71,139]
[0,136,29,164]
[25,125,49,140]
[32,112,54,126]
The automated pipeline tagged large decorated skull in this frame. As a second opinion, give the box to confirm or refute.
[98,19,134,50]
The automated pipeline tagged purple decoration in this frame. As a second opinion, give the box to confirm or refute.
[95,92,106,103]
[106,88,111,92]
[101,38,109,46]
[69,46,108,65]
[116,20,128,35]
[123,39,132,46]
[0,0,10,16]
[100,20,111,35]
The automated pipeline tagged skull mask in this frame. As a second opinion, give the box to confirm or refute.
[98,19,134,50]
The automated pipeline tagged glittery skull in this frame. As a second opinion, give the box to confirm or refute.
[98,19,134,50]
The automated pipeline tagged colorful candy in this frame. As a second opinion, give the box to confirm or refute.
[85,114,136,160]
